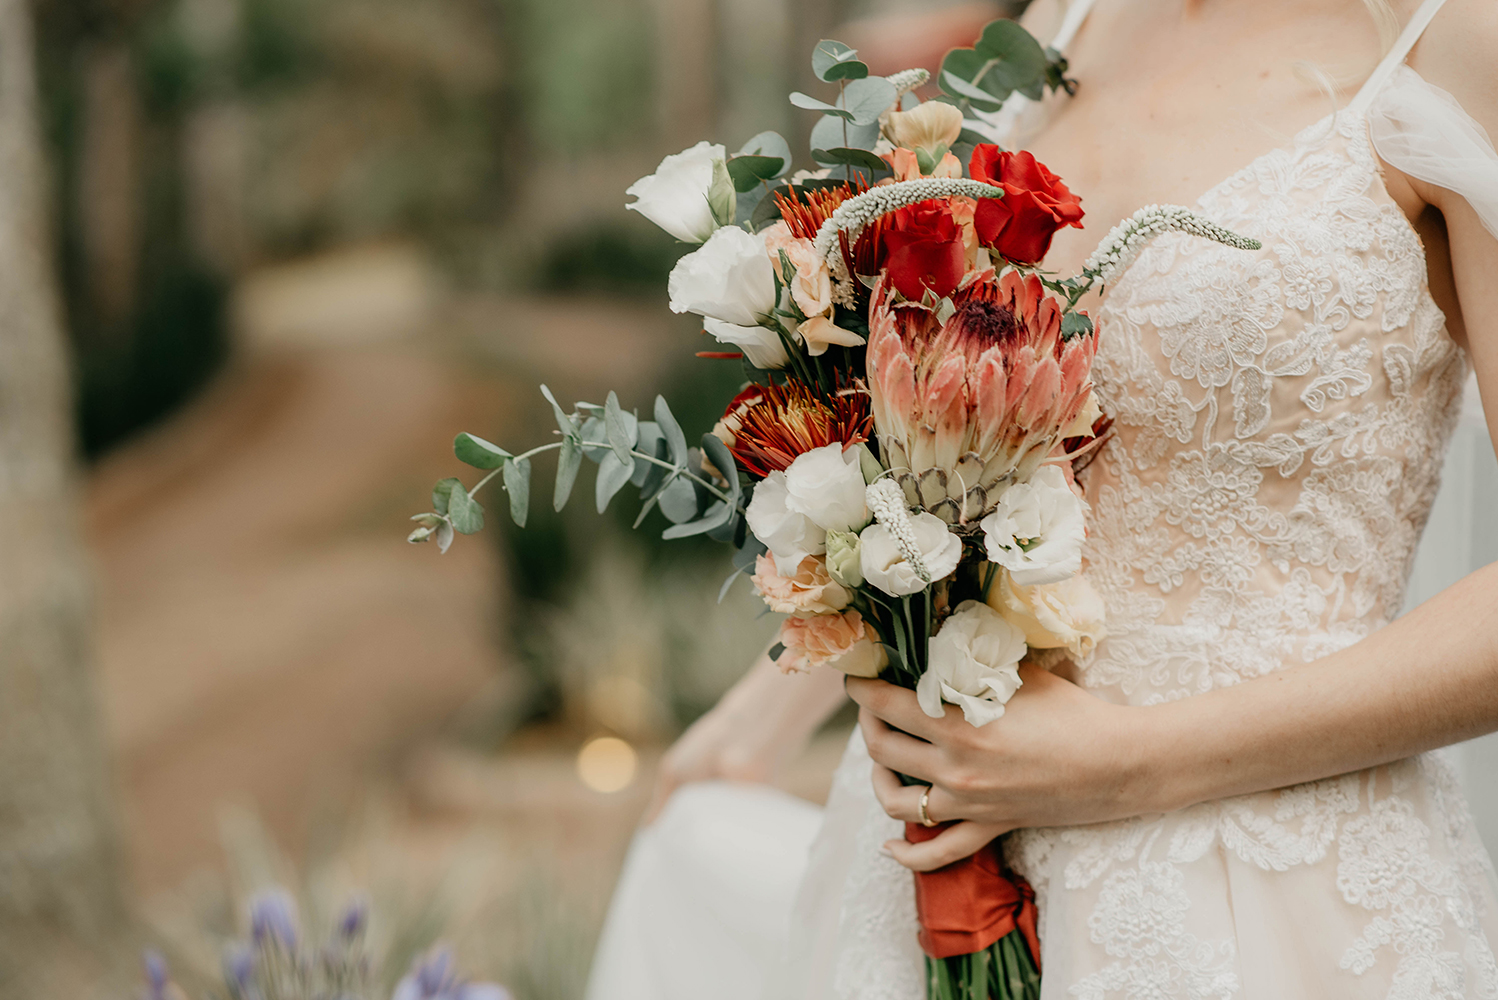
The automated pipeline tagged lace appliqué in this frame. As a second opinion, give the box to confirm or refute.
[816,108,1498,999]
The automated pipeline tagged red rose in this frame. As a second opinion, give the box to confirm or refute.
[969,146,1084,265]
[880,200,967,301]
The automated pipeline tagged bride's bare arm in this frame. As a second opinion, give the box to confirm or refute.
[644,647,847,823]
[854,4,1498,871]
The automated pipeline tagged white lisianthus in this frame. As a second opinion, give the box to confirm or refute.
[860,511,962,597]
[917,600,1028,727]
[626,141,727,243]
[668,225,778,327]
[784,443,869,533]
[980,464,1088,586]
[746,471,826,574]
[986,569,1108,659]
[703,317,788,370]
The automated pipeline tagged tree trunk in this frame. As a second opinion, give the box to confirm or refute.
[0,0,126,992]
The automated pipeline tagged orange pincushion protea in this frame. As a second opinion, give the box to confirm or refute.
[719,381,873,478]
[774,181,866,240]
[866,268,1098,522]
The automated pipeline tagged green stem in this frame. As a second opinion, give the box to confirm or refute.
[465,439,741,511]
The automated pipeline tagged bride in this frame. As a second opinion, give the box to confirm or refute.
[587,0,1498,996]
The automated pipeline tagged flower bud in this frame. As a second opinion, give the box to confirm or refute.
[824,529,864,588]
[708,157,737,228]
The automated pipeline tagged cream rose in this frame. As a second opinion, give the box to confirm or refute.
[751,553,851,616]
[668,225,777,327]
[779,610,884,675]
[746,471,825,574]
[626,141,728,243]
[885,101,964,159]
[784,443,869,534]
[980,464,1088,586]
[987,569,1107,658]
[859,511,962,597]
[917,600,1028,727]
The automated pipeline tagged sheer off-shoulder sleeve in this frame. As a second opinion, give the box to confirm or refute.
[1368,65,1498,242]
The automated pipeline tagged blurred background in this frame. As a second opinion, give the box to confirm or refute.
[2,0,1494,995]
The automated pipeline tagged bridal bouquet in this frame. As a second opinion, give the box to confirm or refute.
[410,20,1257,1000]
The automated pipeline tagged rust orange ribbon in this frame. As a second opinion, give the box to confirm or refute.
[904,821,1042,966]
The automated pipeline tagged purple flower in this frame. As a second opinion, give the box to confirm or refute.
[248,888,299,950]
[142,951,170,1000]
[393,947,511,1000]
[223,945,257,998]
[336,895,369,940]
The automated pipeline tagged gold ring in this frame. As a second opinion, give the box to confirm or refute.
[918,785,936,827]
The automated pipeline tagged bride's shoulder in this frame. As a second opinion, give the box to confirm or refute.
[1017,0,1067,40]
[1412,0,1498,127]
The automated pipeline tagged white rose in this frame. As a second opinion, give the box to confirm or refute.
[987,569,1107,659]
[703,317,789,370]
[859,511,962,597]
[668,225,778,327]
[784,443,869,533]
[625,141,726,243]
[746,471,826,575]
[980,464,1088,586]
[917,600,1028,727]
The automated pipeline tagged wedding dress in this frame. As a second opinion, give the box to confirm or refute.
[586,0,1498,996]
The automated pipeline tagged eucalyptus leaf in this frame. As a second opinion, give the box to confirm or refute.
[735,131,792,175]
[503,457,530,527]
[603,391,638,466]
[726,155,785,192]
[539,384,577,437]
[768,642,786,662]
[654,395,689,466]
[554,437,581,511]
[432,477,461,515]
[631,422,664,488]
[811,39,867,82]
[789,91,853,121]
[706,512,741,544]
[809,113,879,156]
[657,476,700,523]
[595,451,634,513]
[661,500,727,540]
[731,533,768,573]
[453,432,509,470]
[840,77,898,125]
[717,569,743,603]
[812,147,890,172]
[578,416,610,463]
[447,481,484,535]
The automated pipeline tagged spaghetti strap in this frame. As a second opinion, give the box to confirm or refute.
[1349,0,1451,114]
[1051,0,1101,54]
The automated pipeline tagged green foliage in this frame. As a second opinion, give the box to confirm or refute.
[809,113,879,158]
[455,432,510,469]
[447,481,485,534]
[790,76,897,126]
[810,40,868,82]
[726,155,786,192]
[1061,312,1095,339]
[503,457,531,527]
[940,18,1065,114]
[812,147,890,173]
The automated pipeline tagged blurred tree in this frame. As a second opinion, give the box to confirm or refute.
[0,0,127,991]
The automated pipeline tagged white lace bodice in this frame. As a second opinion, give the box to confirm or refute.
[1074,108,1467,706]
[788,4,1498,998]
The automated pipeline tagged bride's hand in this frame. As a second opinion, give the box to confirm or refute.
[644,648,847,824]
[848,662,1154,870]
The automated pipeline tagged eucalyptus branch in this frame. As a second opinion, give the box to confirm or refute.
[462,438,739,511]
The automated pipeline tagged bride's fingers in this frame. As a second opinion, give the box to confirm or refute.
[883,821,1012,873]
[846,677,946,740]
[870,763,963,825]
[859,708,943,782]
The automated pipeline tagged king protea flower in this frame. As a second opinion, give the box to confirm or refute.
[717,381,873,478]
[866,268,1098,522]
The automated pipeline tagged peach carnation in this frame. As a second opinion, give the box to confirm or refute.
[778,609,884,676]
[752,553,851,616]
